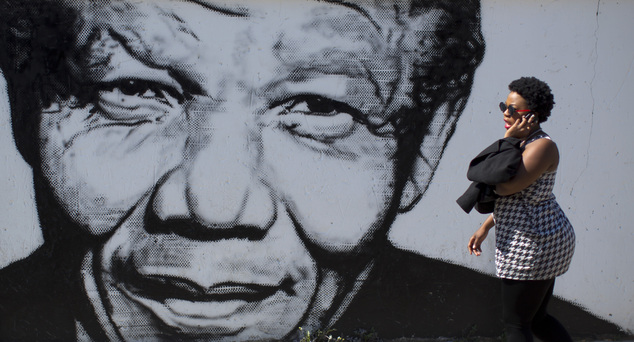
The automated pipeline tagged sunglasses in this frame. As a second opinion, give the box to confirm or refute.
[499,102,531,116]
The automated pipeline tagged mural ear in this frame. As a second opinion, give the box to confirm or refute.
[399,99,468,213]
[398,178,422,213]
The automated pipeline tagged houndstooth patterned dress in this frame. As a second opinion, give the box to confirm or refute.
[493,132,575,280]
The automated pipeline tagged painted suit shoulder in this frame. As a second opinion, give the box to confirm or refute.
[0,246,82,341]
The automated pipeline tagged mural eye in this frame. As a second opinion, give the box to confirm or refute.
[92,79,186,123]
[275,95,361,142]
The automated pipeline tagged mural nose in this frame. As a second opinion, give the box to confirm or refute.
[151,114,276,237]
[186,144,276,231]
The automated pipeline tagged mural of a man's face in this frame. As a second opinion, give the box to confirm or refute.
[3,0,482,340]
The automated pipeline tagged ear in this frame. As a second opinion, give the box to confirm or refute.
[398,177,422,213]
[398,98,468,213]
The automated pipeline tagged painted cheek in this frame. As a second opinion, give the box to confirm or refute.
[292,166,393,252]
[39,108,186,235]
[261,128,397,253]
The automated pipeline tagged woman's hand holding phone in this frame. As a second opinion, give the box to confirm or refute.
[505,112,537,139]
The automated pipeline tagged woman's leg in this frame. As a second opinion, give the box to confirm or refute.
[501,278,554,342]
[531,279,573,342]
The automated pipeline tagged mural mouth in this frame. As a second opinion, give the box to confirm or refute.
[109,259,302,332]
[121,270,297,303]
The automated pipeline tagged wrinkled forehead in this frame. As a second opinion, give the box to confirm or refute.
[68,0,450,70]
[64,0,452,112]
[69,0,448,35]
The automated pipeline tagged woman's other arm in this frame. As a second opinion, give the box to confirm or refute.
[469,214,495,256]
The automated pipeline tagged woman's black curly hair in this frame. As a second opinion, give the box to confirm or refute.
[508,77,555,123]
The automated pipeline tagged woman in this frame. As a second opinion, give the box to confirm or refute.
[468,77,575,342]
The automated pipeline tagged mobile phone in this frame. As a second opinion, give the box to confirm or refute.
[523,113,534,120]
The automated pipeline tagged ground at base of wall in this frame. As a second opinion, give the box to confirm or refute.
[383,337,634,342]
[383,340,634,342]
[292,329,634,342]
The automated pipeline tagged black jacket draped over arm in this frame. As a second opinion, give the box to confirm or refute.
[457,137,523,214]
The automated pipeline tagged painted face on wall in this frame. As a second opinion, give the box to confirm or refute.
[29,0,464,340]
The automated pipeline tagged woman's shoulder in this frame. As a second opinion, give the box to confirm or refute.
[523,134,559,172]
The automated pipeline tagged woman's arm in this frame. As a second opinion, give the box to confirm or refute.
[494,138,559,196]
[468,214,494,256]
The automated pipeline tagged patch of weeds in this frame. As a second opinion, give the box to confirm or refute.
[298,327,345,341]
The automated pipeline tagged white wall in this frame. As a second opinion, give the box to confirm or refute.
[1,0,632,334]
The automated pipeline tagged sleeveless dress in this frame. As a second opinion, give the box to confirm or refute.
[493,131,575,280]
